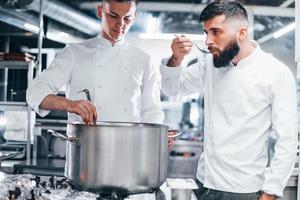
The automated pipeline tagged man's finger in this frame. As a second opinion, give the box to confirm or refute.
[168,139,174,149]
[78,103,89,123]
[93,107,98,122]
[82,102,95,124]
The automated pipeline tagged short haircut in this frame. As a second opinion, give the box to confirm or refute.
[199,0,248,22]
[101,0,139,4]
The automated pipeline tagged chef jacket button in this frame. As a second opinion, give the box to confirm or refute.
[123,108,128,112]
[98,85,103,89]
[123,87,128,91]
[98,65,102,68]
[123,67,128,70]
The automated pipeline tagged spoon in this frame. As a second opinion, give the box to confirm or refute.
[191,41,210,54]
[174,35,210,54]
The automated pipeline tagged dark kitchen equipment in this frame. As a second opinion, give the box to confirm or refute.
[168,140,203,179]
[48,121,178,195]
[0,145,25,167]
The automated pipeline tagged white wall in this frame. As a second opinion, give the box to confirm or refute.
[127,33,202,68]
[127,34,173,67]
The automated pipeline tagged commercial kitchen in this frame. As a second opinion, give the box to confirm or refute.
[0,0,299,199]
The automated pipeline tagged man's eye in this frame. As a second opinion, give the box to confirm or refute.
[124,16,132,21]
[212,30,220,35]
[109,14,117,18]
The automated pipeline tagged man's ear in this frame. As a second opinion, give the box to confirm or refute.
[238,27,248,41]
[97,4,103,19]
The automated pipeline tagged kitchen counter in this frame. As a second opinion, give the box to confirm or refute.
[0,158,65,176]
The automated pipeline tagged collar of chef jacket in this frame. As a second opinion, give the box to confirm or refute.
[96,34,126,48]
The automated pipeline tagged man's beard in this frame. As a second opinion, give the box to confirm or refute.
[212,39,240,68]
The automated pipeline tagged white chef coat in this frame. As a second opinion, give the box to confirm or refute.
[160,42,297,197]
[27,35,164,124]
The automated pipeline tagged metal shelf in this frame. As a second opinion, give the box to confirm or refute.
[0,101,27,111]
[0,60,36,165]
[0,60,35,69]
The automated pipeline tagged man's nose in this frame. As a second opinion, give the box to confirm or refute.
[116,18,125,27]
[205,34,213,46]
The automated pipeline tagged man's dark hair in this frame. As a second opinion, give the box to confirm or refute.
[102,0,139,4]
[199,0,248,22]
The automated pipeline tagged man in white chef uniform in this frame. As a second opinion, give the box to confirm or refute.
[27,0,164,125]
[160,1,297,200]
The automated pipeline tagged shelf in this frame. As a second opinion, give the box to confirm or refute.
[0,61,35,69]
[0,60,36,167]
[0,101,27,111]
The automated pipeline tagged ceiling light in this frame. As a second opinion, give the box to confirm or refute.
[273,22,296,38]
[23,23,40,33]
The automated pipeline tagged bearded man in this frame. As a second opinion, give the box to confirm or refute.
[160,1,297,200]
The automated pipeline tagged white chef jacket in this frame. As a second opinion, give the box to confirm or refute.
[160,42,297,197]
[27,35,164,124]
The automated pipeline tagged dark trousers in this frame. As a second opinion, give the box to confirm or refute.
[193,179,261,200]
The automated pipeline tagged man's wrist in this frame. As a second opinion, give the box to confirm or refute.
[262,191,277,200]
[167,55,183,67]
[64,98,72,113]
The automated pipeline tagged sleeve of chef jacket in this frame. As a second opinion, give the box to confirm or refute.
[160,56,206,97]
[140,58,164,124]
[26,45,74,117]
[262,66,298,197]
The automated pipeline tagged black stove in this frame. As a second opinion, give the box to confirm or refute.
[0,172,166,200]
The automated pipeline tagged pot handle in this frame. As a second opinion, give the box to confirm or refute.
[0,148,24,167]
[168,130,182,138]
[47,129,78,142]
[0,149,23,160]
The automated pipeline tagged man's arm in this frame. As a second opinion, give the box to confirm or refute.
[27,46,73,117]
[40,94,98,124]
[26,45,97,124]
[261,67,298,197]
[160,36,206,97]
[167,36,192,67]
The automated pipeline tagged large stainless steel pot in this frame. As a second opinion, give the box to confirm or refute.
[48,121,175,195]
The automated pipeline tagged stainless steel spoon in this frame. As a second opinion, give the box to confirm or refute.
[174,35,210,54]
[78,89,97,125]
[191,41,210,54]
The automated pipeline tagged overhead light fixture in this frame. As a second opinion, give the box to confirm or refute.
[273,22,296,38]
[139,33,205,41]
[46,31,84,44]
[257,21,295,43]
[23,23,40,33]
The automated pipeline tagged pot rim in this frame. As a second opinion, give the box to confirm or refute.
[68,121,169,129]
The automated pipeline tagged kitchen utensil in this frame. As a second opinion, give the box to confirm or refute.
[78,89,96,124]
[48,122,181,195]
[174,35,210,54]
